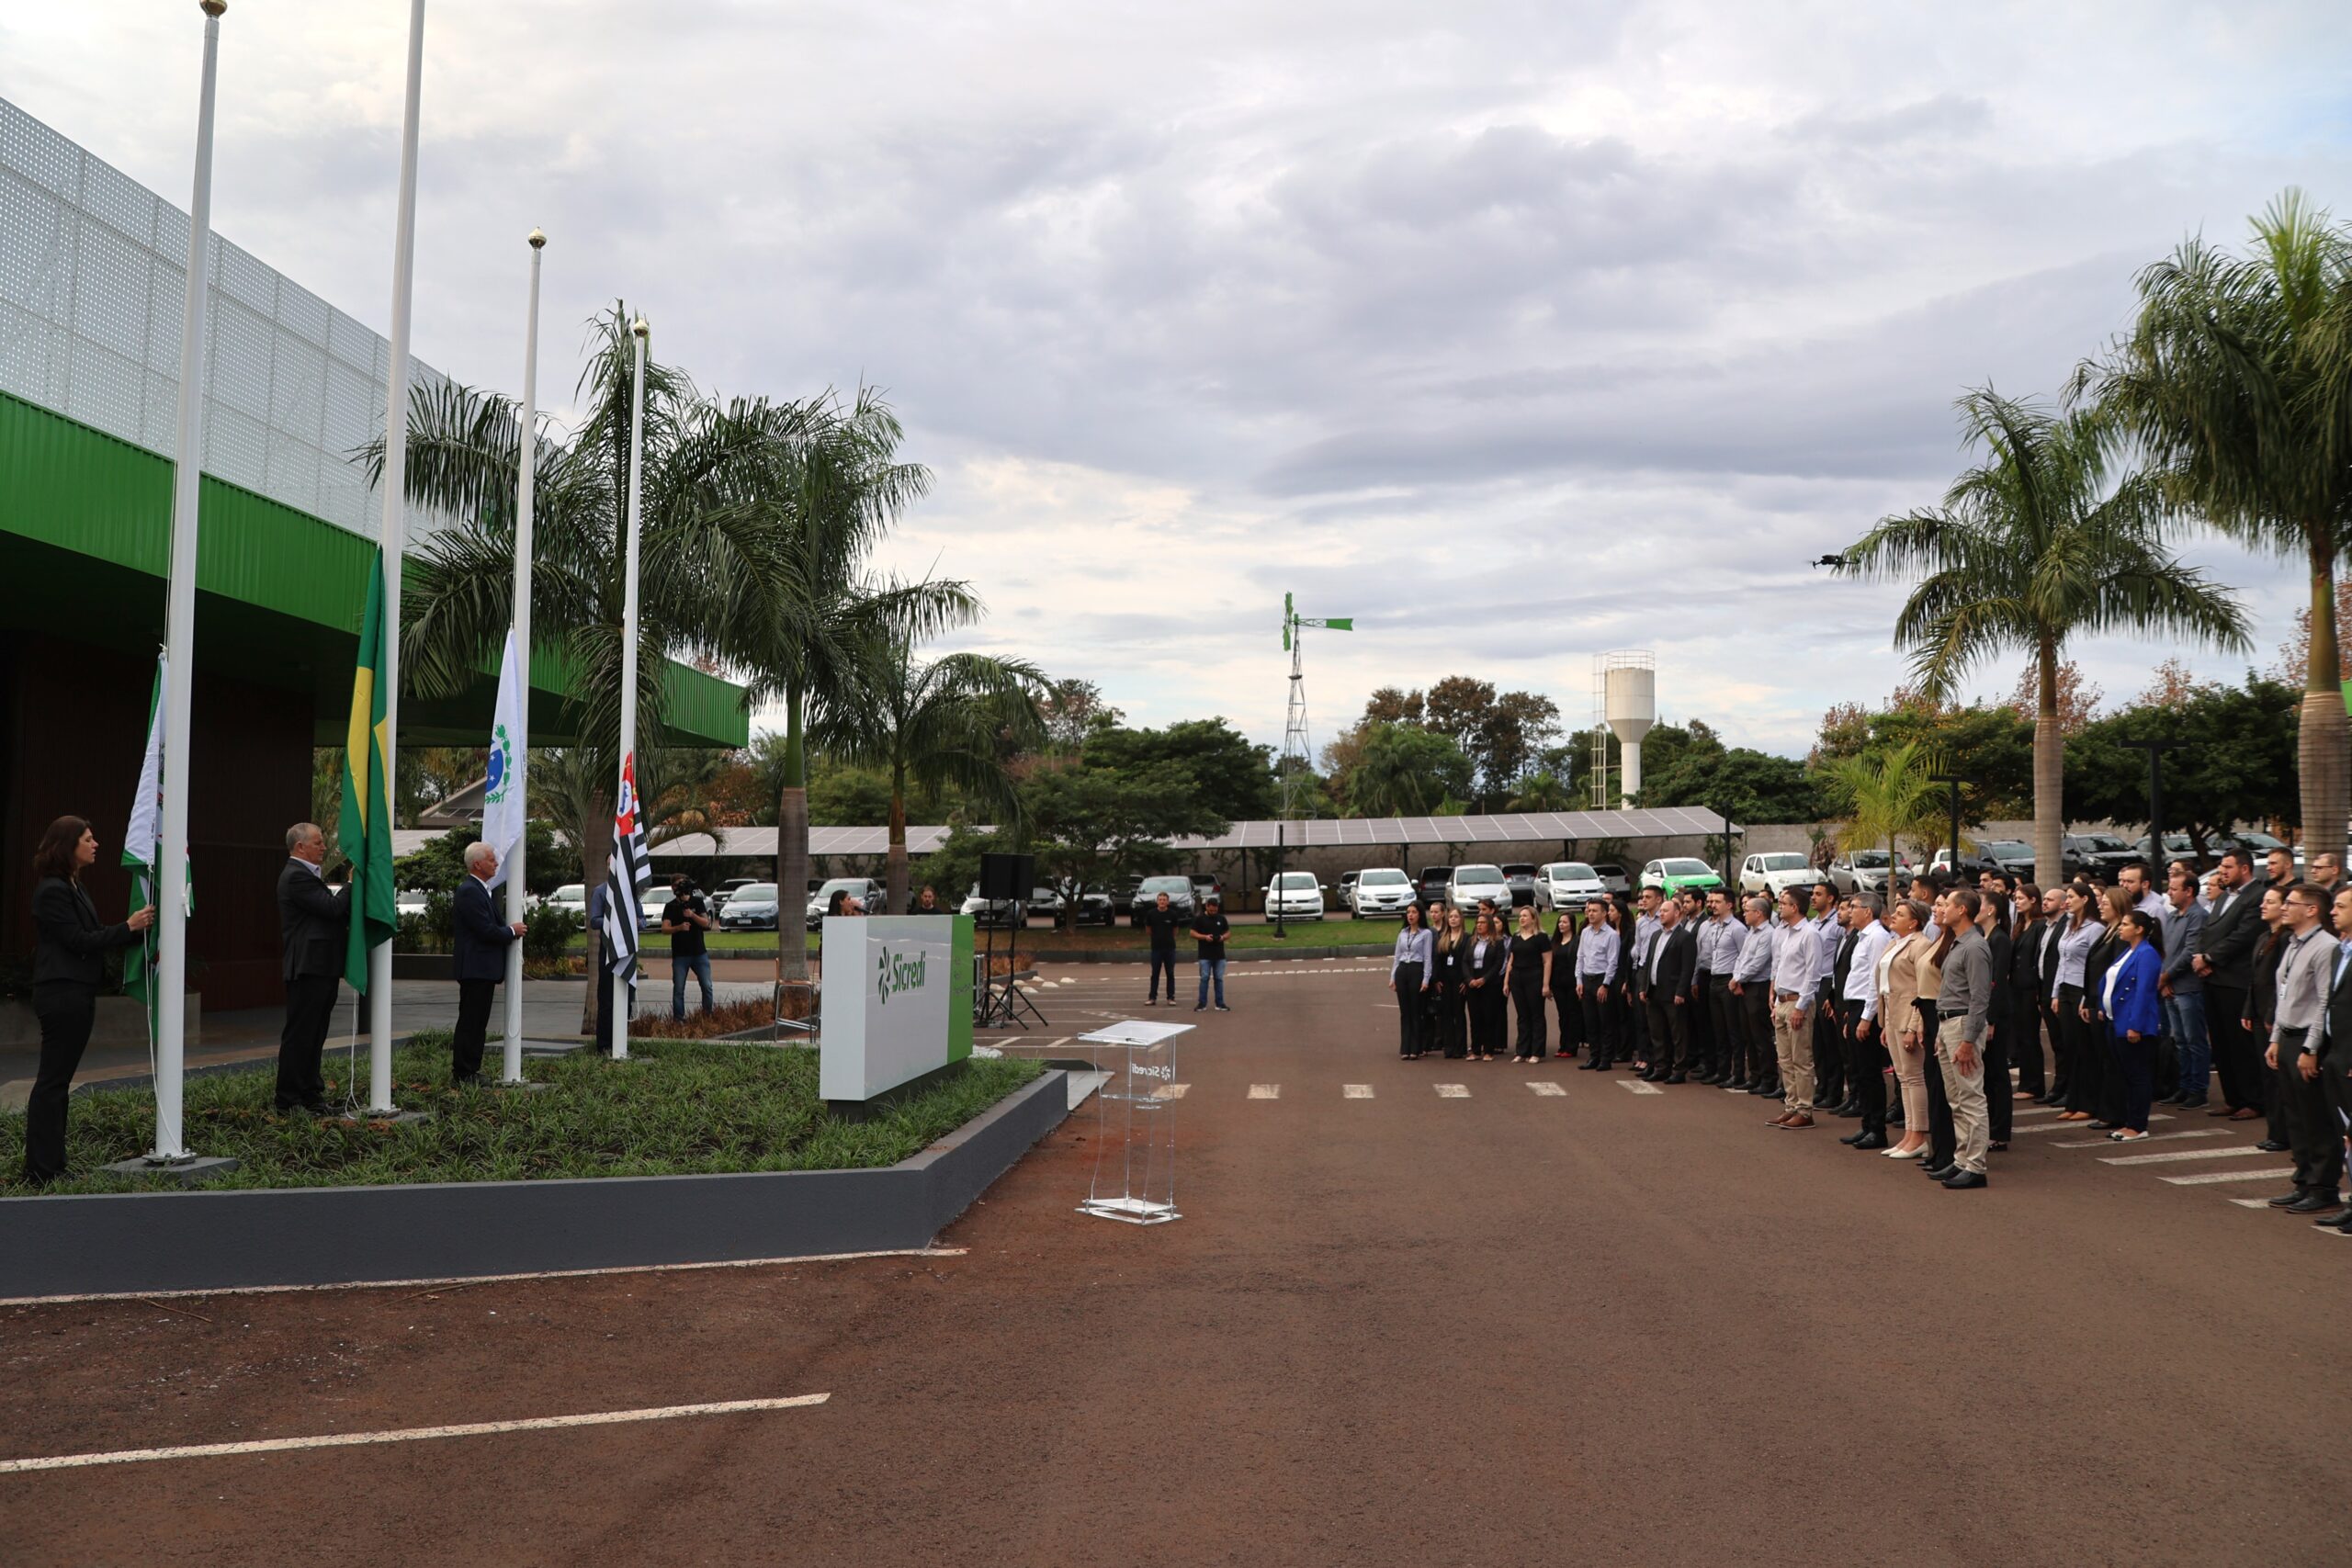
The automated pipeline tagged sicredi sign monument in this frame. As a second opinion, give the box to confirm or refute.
[819,915,975,1102]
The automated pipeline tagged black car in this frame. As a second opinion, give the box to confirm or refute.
[1129,874,1197,925]
[1415,865,1453,909]
[2064,833,2138,879]
[1501,863,1539,907]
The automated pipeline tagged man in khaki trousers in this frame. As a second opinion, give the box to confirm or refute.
[1932,888,1994,1190]
[1767,890,1818,1129]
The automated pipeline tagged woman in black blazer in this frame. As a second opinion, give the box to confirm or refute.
[23,815,154,1185]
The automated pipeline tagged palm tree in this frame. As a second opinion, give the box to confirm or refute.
[1838,388,2249,886]
[724,390,975,981]
[819,635,1046,913]
[377,306,773,1029]
[2078,191,2352,863]
[1821,739,1945,870]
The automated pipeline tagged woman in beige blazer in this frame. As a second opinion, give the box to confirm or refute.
[1877,898,1934,1159]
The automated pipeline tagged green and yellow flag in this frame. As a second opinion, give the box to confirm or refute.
[339,550,398,990]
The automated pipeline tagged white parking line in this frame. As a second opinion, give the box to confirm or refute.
[0,1393,831,1474]
[2160,1167,2297,1185]
[1152,1084,1189,1100]
[2228,1198,2274,1208]
[2012,1105,2064,1118]
[2054,1130,2232,1149]
[2102,1146,2276,1167]
[1434,1083,1470,1098]
[1527,1082,1567,1097]
[1343,1084,1374,1099]
[1248,1084,1281,1100]
[2013,1114,2174,1135]
[1617,1078,1665,1096]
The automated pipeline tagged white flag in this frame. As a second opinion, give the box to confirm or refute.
[124,650,167,874]
[481,629,527,889]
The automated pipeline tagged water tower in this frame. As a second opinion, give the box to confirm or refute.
[1593,650,1656,808]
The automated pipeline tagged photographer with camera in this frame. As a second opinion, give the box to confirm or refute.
[662,874,716,1019]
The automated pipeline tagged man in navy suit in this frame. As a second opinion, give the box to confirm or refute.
[452,840,526,1087]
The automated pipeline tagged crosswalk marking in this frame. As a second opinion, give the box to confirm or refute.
[1343,1084,1374,1099]
[2054,1129,2230,1149]
[2228,1198,2274,1208]
[1248,1084,1280,1100]
[2012,1105,2064,1118]
[1527,1082,1566,1097]
[2102,1146,2276,1168]
[2160,1167,2295,1186]
[2013,1114,2174,1135]
[1616,1078,1664,1096]
[1151,1084,1188,1100]
[1434,1083,1469,1098]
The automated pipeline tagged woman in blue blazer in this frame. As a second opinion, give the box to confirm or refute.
[2102,909,2166,1141]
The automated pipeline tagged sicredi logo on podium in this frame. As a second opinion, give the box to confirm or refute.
[820,915,974,1102]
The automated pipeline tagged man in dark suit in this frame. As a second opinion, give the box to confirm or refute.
[2309,886,2352,1232]
[2195,849,2264,1119]
[276,822,350,1114]
[1648,898,1698,1082]
[452,840,526,1087]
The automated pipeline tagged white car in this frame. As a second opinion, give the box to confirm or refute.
[1738,852,1818,900]
[1347,867,1415,918]
[1264,871,1326,920]
[1534,861,1608,911]
[394,888,430,919]
[544,883,589,919]
[1447,863,1510,912]
[808,877,884,928]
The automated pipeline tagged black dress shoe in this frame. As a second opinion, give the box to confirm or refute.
[1941,1169,1988,1190]
[1746,1079,1773,1096]
[2177,1095,2210,1110]
[1837,1100,1864,1119]
[2267,1189,2309,1208]
[1922,1162,1957,1181]
[1988,1140,2007,1152]
[1839,1129,1869,1145]
[2312,1209,2352,1230]
[2284,1192,2341,1214]
[2255,1139,2290,1153]
[300,1100,338,1117]
[1851,1133,1889,1150]
[1666,1072,1688,1085]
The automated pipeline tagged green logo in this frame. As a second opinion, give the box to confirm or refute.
[875,946,928,1005]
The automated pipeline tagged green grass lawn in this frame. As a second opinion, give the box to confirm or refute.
[0,1034,1042,1196]
[604,919,1401,956]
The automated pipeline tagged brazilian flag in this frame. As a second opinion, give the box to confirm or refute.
[339,550,398,990]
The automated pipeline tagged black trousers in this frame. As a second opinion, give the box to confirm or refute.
[454,977,496,1081]
[2279,1038,2346,1194]
[1849,1017,1890,1134]
[1511,980,1547,1058]
[1395,962,1426,1056]
[1648,997,1691,1072]
[1551,987,1579,1055]
[1706,978,1738,1077]
[23,981,96,1183]
[1439,986,1468,1058]
[1984,1009,2012,1143]
[1815,996,1849,1105]
[1687,973,1714,1070]
[1920,1000,1954,1165]
[1580,987,1617,1058]
[2013,991,2049,1096]
[1471,985,1508,1055]
[2205,984,2253,1111]
[277,973,339,1108]
[1738,985,1774,1083]
[1624,987,1651,1062]
[2059,985,2106,1116]
[1148,947,1178,1000]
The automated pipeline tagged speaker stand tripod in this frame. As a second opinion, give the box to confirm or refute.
[977,909,1047,1030]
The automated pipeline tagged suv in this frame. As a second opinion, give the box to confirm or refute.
[1189,874,1223,910]
[1035,882,1117,927]
[1535,862,1608,911]
[1640,857,1724,896]
[1501,863,1539,907]
[807,876,884,928]
[1348,867,1415,918]
[2064,833,2139,879]
[1447,863,1510,912]
[1416,865,1454,910]
[1827,851,1902,894]
[1738,852,1816,900]
[1130,874,1197,925]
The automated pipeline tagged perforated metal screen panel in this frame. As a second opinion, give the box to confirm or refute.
[0,97,450,538]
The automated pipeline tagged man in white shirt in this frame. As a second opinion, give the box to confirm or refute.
[2264,885,2341,1213]
[1767,891,1821,1129]
[1837,894,1893,1150]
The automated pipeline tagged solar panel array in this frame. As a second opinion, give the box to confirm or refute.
[0,97,450,538]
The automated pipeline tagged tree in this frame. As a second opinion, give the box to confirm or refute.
[1085,720,1279,824]
[2139,657,2222,707]
[1363,686,1426,727]
[2269,578,2352,686]
[1347,723,1475,817]
[1505,770,1574,813]
[1838,387,2249,895]
[1421,676,1496,756]
[2001,660,2102,736]
[382,307,782,1030]
[1640,745,1833,826]
[1037,678,1124,753]
[1020,763,1227,927]
[1821,739,1948,864]
[1476,690,1563,805]
[820,636,1045,913]
[2082,189,2352,863]
[2065,677,2301,856]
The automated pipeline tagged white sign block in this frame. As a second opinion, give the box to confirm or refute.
[819,916,972,1101]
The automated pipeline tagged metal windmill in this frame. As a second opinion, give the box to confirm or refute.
[1279,592,1352,819]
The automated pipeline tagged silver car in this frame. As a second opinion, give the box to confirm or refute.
[1534,861,1608,911]
[1347,867,1415,918]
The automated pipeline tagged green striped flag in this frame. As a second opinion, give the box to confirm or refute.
[339,551,398,990]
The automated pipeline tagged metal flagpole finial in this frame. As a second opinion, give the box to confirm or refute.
[630,316,650,339]
[199,0,227,15]
[527,228,547,249]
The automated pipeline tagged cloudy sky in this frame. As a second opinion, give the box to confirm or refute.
[10,2,2352,765]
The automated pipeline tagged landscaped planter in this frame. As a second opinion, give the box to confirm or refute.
[0,1068,1070,1300]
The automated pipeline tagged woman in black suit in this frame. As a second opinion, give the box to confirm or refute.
[1464,912,1509,1062]
[1548,909,1583,1060]
[23,815,154,1185]
[1431,905,1469,1060]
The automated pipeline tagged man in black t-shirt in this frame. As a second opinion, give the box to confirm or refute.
[1192,897,1231,1011]
[662,876,714,1019]
[1143,890,1182,1006]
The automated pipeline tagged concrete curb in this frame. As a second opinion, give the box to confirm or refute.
[0,1069,1069,1300]
[1029,944,1388,964]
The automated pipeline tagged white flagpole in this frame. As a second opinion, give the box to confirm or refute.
[501,229,544,1087]
[613,317,648,1063]
[368,0,426,1115]
[151,0,228,1164]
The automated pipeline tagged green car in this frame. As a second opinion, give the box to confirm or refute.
[1639,857,1724,896]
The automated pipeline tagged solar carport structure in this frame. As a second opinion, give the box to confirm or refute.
[1181,806,1733,852]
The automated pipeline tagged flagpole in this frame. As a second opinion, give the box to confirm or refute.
[368,0,427,1115]
[500,229,544,1087]
[613,316,648,1063]
[151,0,229,1165]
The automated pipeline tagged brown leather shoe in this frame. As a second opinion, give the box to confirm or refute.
[1767,1111,1794,1126]
[1780,1112,1816,1129]
[2227,1106,2263,1122]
